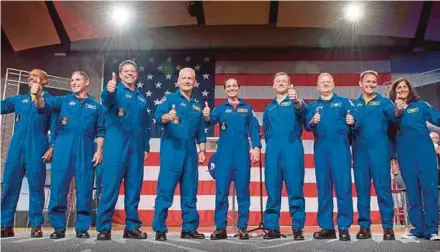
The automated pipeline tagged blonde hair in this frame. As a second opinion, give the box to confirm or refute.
[360,70,378,81]
[119,60,138,72]
[72,71,89,82]
[273,72,291,83]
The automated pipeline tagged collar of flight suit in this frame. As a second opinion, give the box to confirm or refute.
[271,95,291,104]
[317,92,340,103]
[222,97,246,107]
[357,92,382,105]
[175,89,197,104]
[118,82,140,95]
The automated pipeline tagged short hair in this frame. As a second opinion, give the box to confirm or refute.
[119,60,138,72]
[360,70,378,81]
[388,77,420,103]
[223,77,240,89]
[430,132,439,138]
[273,72,291,83]
[178,67,196,78]
[317,73,333,83]
[72,71,90,82]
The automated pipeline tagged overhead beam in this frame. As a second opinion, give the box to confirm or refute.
[45,1,70,54]
[413,1,433,47]
[269,1,279,25]
[187,1,205,25]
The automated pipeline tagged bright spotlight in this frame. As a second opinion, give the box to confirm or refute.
[343,3,363,22]
[110,6,131,26]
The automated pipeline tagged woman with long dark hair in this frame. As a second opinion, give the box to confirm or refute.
[389,77,440,241]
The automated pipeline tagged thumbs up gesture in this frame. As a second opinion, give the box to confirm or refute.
[288,84,298,103]
[346,110,354,125]
[311,107,321,125]
[107,72,117,93]
[203,101,211,119]
[169,104,179,123]
[395,99,407,112]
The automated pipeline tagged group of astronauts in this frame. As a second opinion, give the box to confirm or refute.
[1,60,440,242]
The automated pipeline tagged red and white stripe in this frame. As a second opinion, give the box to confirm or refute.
[114,52,391,227]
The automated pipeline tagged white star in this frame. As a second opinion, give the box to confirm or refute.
[145,90,153,97]
[203,73,210,80]
[154,99,160,105]
[201,90,209,97]
[165,73,172,80]
[155,82,162,88]
[194,82,200,88]
[174,82,179,88]
[195,64,201,71]
[147,108,152,114]
[147,74,154,80]
[175,65,182,71]
[204,57,210,62]
[139,66,145,72]
[166,56,173,62]
[112,59,118,64]
[185,56,191,62]
[164,90,171,95]
[149,57,154,63]
[137,82,144,88]
[157,65,164,72]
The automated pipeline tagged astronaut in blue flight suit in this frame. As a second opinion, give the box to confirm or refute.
[34,71,106,239]
[389,77,440,241]
[305,73,357,241]
[351,70,397,241]
[153,68,207,241]
[202,77,261,240]
[262,72,307,240]
[1,69,55,238]
[96,60,151,241]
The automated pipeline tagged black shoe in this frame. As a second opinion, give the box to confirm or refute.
[383,229,395,240]
[155,231,167,241]
[76,231,90,238]
[210,228,227,240]
[313,229,336,239]
[238,228,249,240]
[339,230,351,241]
[263,230,281,239]
[97,231,111,241]
[123,228,147,239]
[31,227,43,238]
[181,230,205,239]
[356,227,372,239]
[1,227,14,238]
[293,229,304,240]
[50,231,65,239]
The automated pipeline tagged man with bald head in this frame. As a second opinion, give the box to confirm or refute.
[152,68,207,241]
[1,69,56,238]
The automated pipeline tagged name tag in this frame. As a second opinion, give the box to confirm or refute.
[407,107,418,113]
[369,101,380,106]
[330,102,342,108]
[125,94,132,99]
[192,105,201,111]
[237,108,248,113]
[225,109,232,113]
[69,101,76,106]
[85,104,96,110]
[22,99,29,103]
[280,101,291,106]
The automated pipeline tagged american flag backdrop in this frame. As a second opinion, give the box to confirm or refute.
[104,50,392,227]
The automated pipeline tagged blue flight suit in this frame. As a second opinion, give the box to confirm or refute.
[305,93,357,231]
[97,83,151,232]
[207,99,261,230]
[152,90,206,233]
[351,93,396,230]
[1,91,56,228]
[263,97,307,231]
[39,94,106,232]
[393,100,440,238]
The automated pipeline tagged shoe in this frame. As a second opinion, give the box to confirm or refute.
[97,231,111,241]
[401,233,418,240]
[181,230,205,239]
[430,234,440,241]
[31,227,43,238]
[123,228,147,239]
[263,230,281,239]
[238,228,249,240]
[293,229,304,240]
[383,229,395,240]
[313,229,336,239]
[155,231,167,241]
[76,231,90,239]
[339,230,350,241]
[1,227,14,238]
[50,231,65,239]
[210,228,227,240]
[356,227,371,239]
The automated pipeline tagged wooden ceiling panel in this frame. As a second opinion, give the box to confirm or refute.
[1,1,61,51]
[204,1,270,25]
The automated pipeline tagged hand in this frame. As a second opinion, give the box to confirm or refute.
[311,108,321,125]
[391,159,399,176]
[92,149,103,167]
[250,147,260,163]
[30,82,42,97]
[346,110,354,125]
[162,104,178,123]
[42,147,53,163]
[203,101,210,119]
[144,151,149,161]
[198,152,206,164]
[288,85,298,102]
[395,99,407,112]
[107,72,117,93]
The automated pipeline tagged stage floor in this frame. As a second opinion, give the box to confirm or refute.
[2,225,440,252]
